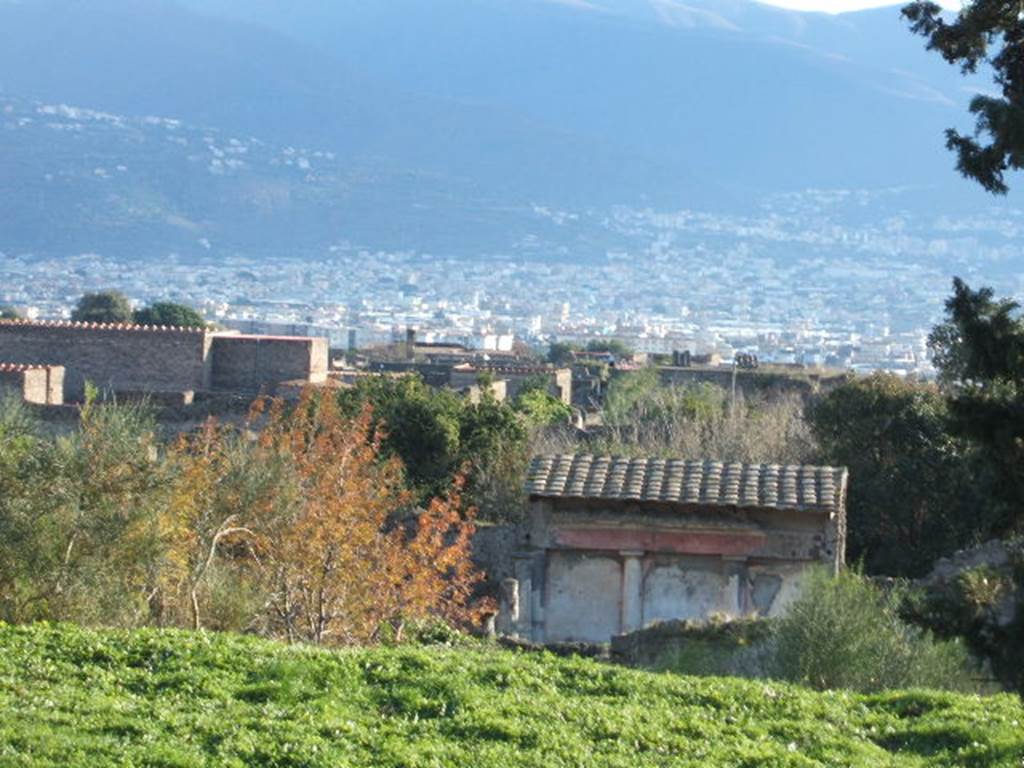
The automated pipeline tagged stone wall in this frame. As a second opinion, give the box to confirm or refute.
[655,366,849,399]
[609,616,773,672]
[210,335,328,393]
[0,321,212,401]
[0,363,64,405]
[471,523,520,584]
[449,366,573,404]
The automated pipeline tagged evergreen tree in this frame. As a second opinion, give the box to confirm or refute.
[133,302,206,328]
[904,0,1024,192]
[71,291,134,324]
[930,278,1024,534]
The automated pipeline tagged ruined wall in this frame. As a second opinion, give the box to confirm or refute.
[210,335,328,393]
[655,366,850,399]
[0,364,64,405]
[0,321,211,401]
[471,523,519,584]
[450,367,573,404]
[511,496,841,643]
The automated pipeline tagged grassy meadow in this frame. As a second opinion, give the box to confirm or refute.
[0,623,1022,767]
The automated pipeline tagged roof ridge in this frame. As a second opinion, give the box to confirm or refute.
[0,362,61,372]
[529,453,843,473]
[0,319,207,334]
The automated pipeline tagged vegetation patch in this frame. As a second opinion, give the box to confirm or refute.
[1,623,1022,767]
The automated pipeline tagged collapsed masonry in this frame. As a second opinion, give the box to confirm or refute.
[0,320,328,403]
[495,454,847,643]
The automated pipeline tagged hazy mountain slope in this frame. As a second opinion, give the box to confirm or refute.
[0,96,635,258]
[0,0,1009,260]
[0,0,708,210]
[182,0,985,194]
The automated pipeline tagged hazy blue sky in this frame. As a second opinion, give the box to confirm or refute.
[759,0,958,12]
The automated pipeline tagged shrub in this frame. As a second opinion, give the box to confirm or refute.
[770,569,978,693]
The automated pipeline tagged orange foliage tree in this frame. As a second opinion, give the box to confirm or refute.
[168,390,489,645]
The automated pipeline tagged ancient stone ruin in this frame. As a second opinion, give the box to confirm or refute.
[497,454,848,643]
[0,319,328,403]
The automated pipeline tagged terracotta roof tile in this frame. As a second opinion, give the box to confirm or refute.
[526,454,847,513]
[0,319,206,333]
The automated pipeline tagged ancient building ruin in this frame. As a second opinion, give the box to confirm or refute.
[0,363,64,405]
[499,454,847,643]
[0,320,328,403]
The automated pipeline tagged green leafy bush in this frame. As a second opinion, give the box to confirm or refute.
[771,569,978,693]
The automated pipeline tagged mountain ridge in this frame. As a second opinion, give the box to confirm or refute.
[0,0,1014,260]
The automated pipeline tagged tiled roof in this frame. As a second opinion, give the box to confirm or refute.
[525,454,847,513]
[0,362,59,372]
[0,319,206,333]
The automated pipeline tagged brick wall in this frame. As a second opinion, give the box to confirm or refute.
[210,335,328,393]
[0,321,212,401]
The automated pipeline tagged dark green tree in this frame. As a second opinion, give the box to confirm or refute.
[0,306,22,320]
[810,373,996,576]
[337,376,527,506]
[903,0,1024,192]
[930,278,1024,534]
[133,302,207,329]
[71,291,134,324]
[339,376,462,495]
[547,341,579,366]
[585,339,634,358]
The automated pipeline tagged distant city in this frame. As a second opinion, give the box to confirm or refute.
[4,235,1022,377]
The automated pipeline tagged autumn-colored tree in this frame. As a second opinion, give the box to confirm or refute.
[251,391,487,645]
[162,417,298,631]
[2,389,488,642]
[386,474,488,637]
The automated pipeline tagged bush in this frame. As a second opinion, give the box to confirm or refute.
[771,569,978,693]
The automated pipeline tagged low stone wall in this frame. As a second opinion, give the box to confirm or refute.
[610,617,773,674]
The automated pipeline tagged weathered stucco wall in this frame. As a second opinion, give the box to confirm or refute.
[545,552,623,643]
[502,495,842,643]
[0,322,211,401]
[642,557,731,625]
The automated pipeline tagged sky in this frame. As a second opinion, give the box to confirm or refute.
[757,0,959,12]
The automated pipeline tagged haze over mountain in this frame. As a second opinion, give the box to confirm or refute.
[0,0,1013,260]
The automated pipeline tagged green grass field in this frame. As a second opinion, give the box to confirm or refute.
[0,624,1021,767]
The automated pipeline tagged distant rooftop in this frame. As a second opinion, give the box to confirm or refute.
[526,455,847,513]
